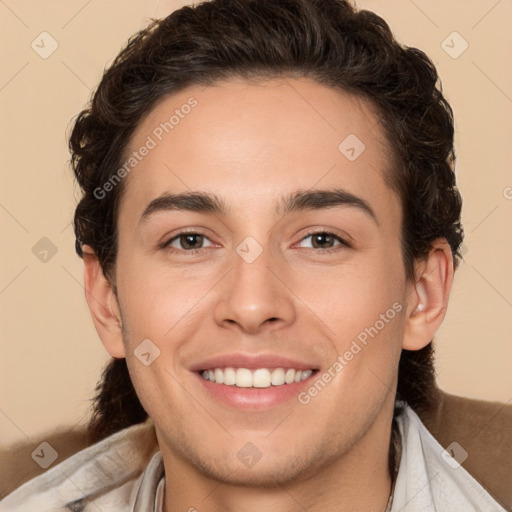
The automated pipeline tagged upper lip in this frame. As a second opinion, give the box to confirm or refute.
[189,353,320,372]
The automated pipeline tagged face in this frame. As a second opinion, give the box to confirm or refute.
[112,77,411,486]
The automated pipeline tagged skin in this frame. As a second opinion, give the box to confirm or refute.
[83,77,453,512]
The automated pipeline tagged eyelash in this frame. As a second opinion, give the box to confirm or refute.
[161,229,351,255]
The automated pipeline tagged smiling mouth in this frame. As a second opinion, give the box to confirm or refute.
[198,367,318,388]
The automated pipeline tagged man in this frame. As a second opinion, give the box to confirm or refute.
[1,0,510,510]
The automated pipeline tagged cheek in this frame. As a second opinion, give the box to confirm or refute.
[297,251,405,338]
[305,280,404,420]
[116,252,213,343]
[292,251,406,396]
[125,357,182,429]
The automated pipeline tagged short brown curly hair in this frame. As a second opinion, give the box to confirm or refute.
[69,0,464,465]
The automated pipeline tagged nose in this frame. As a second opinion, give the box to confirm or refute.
[213,245,296,334]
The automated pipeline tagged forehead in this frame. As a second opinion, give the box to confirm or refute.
[118,77,399,225]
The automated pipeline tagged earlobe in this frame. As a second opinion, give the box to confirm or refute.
[402,240,454,351]
[82,245,125,358]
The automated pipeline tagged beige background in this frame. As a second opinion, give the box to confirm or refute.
[1,0,511,448]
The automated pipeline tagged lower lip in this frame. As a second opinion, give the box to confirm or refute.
[193,372,316,410]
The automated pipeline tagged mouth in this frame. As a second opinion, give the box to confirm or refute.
[192,361,319,410]
[198,367,316,388]
[189,353,320,409]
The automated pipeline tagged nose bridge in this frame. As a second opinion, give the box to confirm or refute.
[214,240,295,332]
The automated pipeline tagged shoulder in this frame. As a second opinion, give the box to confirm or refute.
[415,389,512,510]
[0,420,158,511]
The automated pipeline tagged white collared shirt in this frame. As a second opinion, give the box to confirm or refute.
[0,405,506,511]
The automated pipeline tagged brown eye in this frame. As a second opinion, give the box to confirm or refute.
[179,233,204,250]
[297,231,349,250]
[164,232,214,252]
[310,233,336,249]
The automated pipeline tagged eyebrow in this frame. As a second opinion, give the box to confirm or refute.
[278,188,378,224]
[139,192,227,225]
[139,188,378,225]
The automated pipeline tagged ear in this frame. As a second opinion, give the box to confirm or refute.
[82,245,125,358]
[402,239,454,351]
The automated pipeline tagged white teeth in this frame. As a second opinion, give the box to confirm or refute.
[200,367,315,388]
[253,368,271,388]
[223,367,236,385]
[236,368,253,388]
[301,369,313,381]
[271,368,285,385]
[284,368,296,384]
[214,368,224,384]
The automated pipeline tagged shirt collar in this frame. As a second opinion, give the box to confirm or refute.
[131,405,507,512]
[389,404,506,511]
